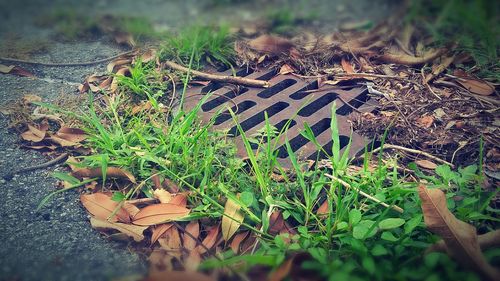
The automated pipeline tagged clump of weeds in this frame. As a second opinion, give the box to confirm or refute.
[159,25,234,69]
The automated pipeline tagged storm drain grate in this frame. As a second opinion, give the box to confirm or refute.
[183,67,377,164]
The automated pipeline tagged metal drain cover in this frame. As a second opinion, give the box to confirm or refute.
[183,67,376,164]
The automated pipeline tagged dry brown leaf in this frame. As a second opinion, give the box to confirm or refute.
[416,115,434,128]
[279,64,295,75]
[158,225,182,258]
[22,94,42,105]
[163,178,181,193]
[415,159,438,170]
[140,49,157,63]
[154,188,173,204]
[80,193,131,223]
[71,167,136,183]
[419,185,499,281]
[428,230,500,254]
[78,82,89,94]
[183,221,200,251]
[169,193,188,207]
[248,35,299,57]
[0,64,34,77]
[49,135,80,147]
[196,225,220,254]
[110,67,130,92]
[131,101,153,115]
[229,231,248,254]
[341,57,355,74]
[107,59,131,73]
[184,250,202,272]
[97,76,112,90]
[21,124,47,142]
[453,70,495,96]
[317,201,329,217]
[151,223,174,246]
[90,217,147,242]
[268,257,294,281]
[268,211,285,235]
[148,249,175,276]
[132,203,190,226]
[51,127,87,145]
[425,56,455,83]
[221,198,244,241]
[151,174,162,189]
[123,202,141,217]
[378,48,446,65]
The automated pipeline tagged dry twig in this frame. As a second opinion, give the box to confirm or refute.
[0,50,135,67]
[369,144,455,168]
[164,61,270,88]
[325,174,404,213]
[3,153,69,180]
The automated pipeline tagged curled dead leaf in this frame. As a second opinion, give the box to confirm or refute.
[90,217,147,242]
[71,167,136,183]
[107,59,131,73]
[377,48,446,65]
[21,124,47,142]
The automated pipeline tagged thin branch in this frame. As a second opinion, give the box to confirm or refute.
[127,198,158,205]
[324,174,404,213]
[163,60,270,88]
[369,144,455,168]
[3,153,69,180]
[0,50,135,67]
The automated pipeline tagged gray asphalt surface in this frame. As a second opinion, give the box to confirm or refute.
[0,1,395,280]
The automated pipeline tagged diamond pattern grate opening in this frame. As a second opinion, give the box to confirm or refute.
[183,67,377,165]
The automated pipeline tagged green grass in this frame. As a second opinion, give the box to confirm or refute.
[159,25,234,69]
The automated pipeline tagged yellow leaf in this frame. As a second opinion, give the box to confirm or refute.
[153,188,172,204]
[221,198,244,241]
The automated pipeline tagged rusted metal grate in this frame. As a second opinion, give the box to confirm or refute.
[183,67,377,164]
